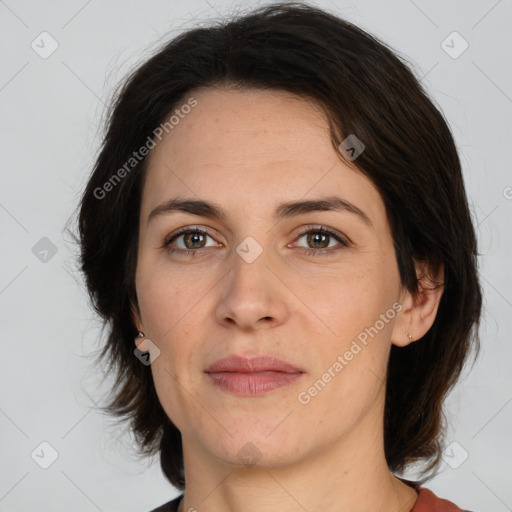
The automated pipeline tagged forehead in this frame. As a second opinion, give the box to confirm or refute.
[141,87,384,227]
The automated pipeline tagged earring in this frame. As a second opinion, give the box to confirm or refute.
[135,331,145,347]
[407,332,414,342]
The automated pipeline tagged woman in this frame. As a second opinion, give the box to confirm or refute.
[76,2,482,511]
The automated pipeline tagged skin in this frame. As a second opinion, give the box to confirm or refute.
[133,87,444,512]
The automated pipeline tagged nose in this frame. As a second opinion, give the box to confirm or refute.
[214,245,291,331]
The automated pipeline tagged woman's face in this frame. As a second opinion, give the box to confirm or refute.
[135,87,407,468]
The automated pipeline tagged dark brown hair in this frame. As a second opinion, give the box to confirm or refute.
[74,1,482,490]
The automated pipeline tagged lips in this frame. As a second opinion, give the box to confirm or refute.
[205,355,305,396]
[205,355,304,374]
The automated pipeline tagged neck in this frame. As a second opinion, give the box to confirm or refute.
[176,411,418,512]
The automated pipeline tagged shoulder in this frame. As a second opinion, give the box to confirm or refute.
[148,493,184,512]
[407,482,474,512]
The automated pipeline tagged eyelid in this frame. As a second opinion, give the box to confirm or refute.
[163,225,220,248]
[292,224,350,246]
[290,226,350,257]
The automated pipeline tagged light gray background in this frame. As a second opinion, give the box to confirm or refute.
[1,0,511,511]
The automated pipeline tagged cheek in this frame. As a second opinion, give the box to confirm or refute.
[304,264,385,340]
[298,263,394,404]
[136,264,186,337]
[326,248,398,330]
[136,265,205,369]
[136,271,201,428]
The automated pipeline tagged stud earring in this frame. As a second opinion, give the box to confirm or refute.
[135,331,145,347]
[407,332,414,342]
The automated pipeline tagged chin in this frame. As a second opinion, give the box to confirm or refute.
[199,428,308,469]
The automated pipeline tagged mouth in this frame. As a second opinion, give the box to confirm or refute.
[205,370,304,396]
[204,355,305,396]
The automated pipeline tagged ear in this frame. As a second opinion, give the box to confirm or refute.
[131,301,149,351]
[391,260,444,347]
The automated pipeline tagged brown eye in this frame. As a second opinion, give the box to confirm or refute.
[164,227,218,254]
[305,231,330,249]
[294,226,350,256]
[181,231,207,249]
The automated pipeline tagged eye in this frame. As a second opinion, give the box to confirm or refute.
[163,225,350,257]
[293,225,350,257]
[164,227,219,256]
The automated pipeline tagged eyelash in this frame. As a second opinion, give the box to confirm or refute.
[162,225,350,258]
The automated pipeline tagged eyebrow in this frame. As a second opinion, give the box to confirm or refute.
[147,195,373,228]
